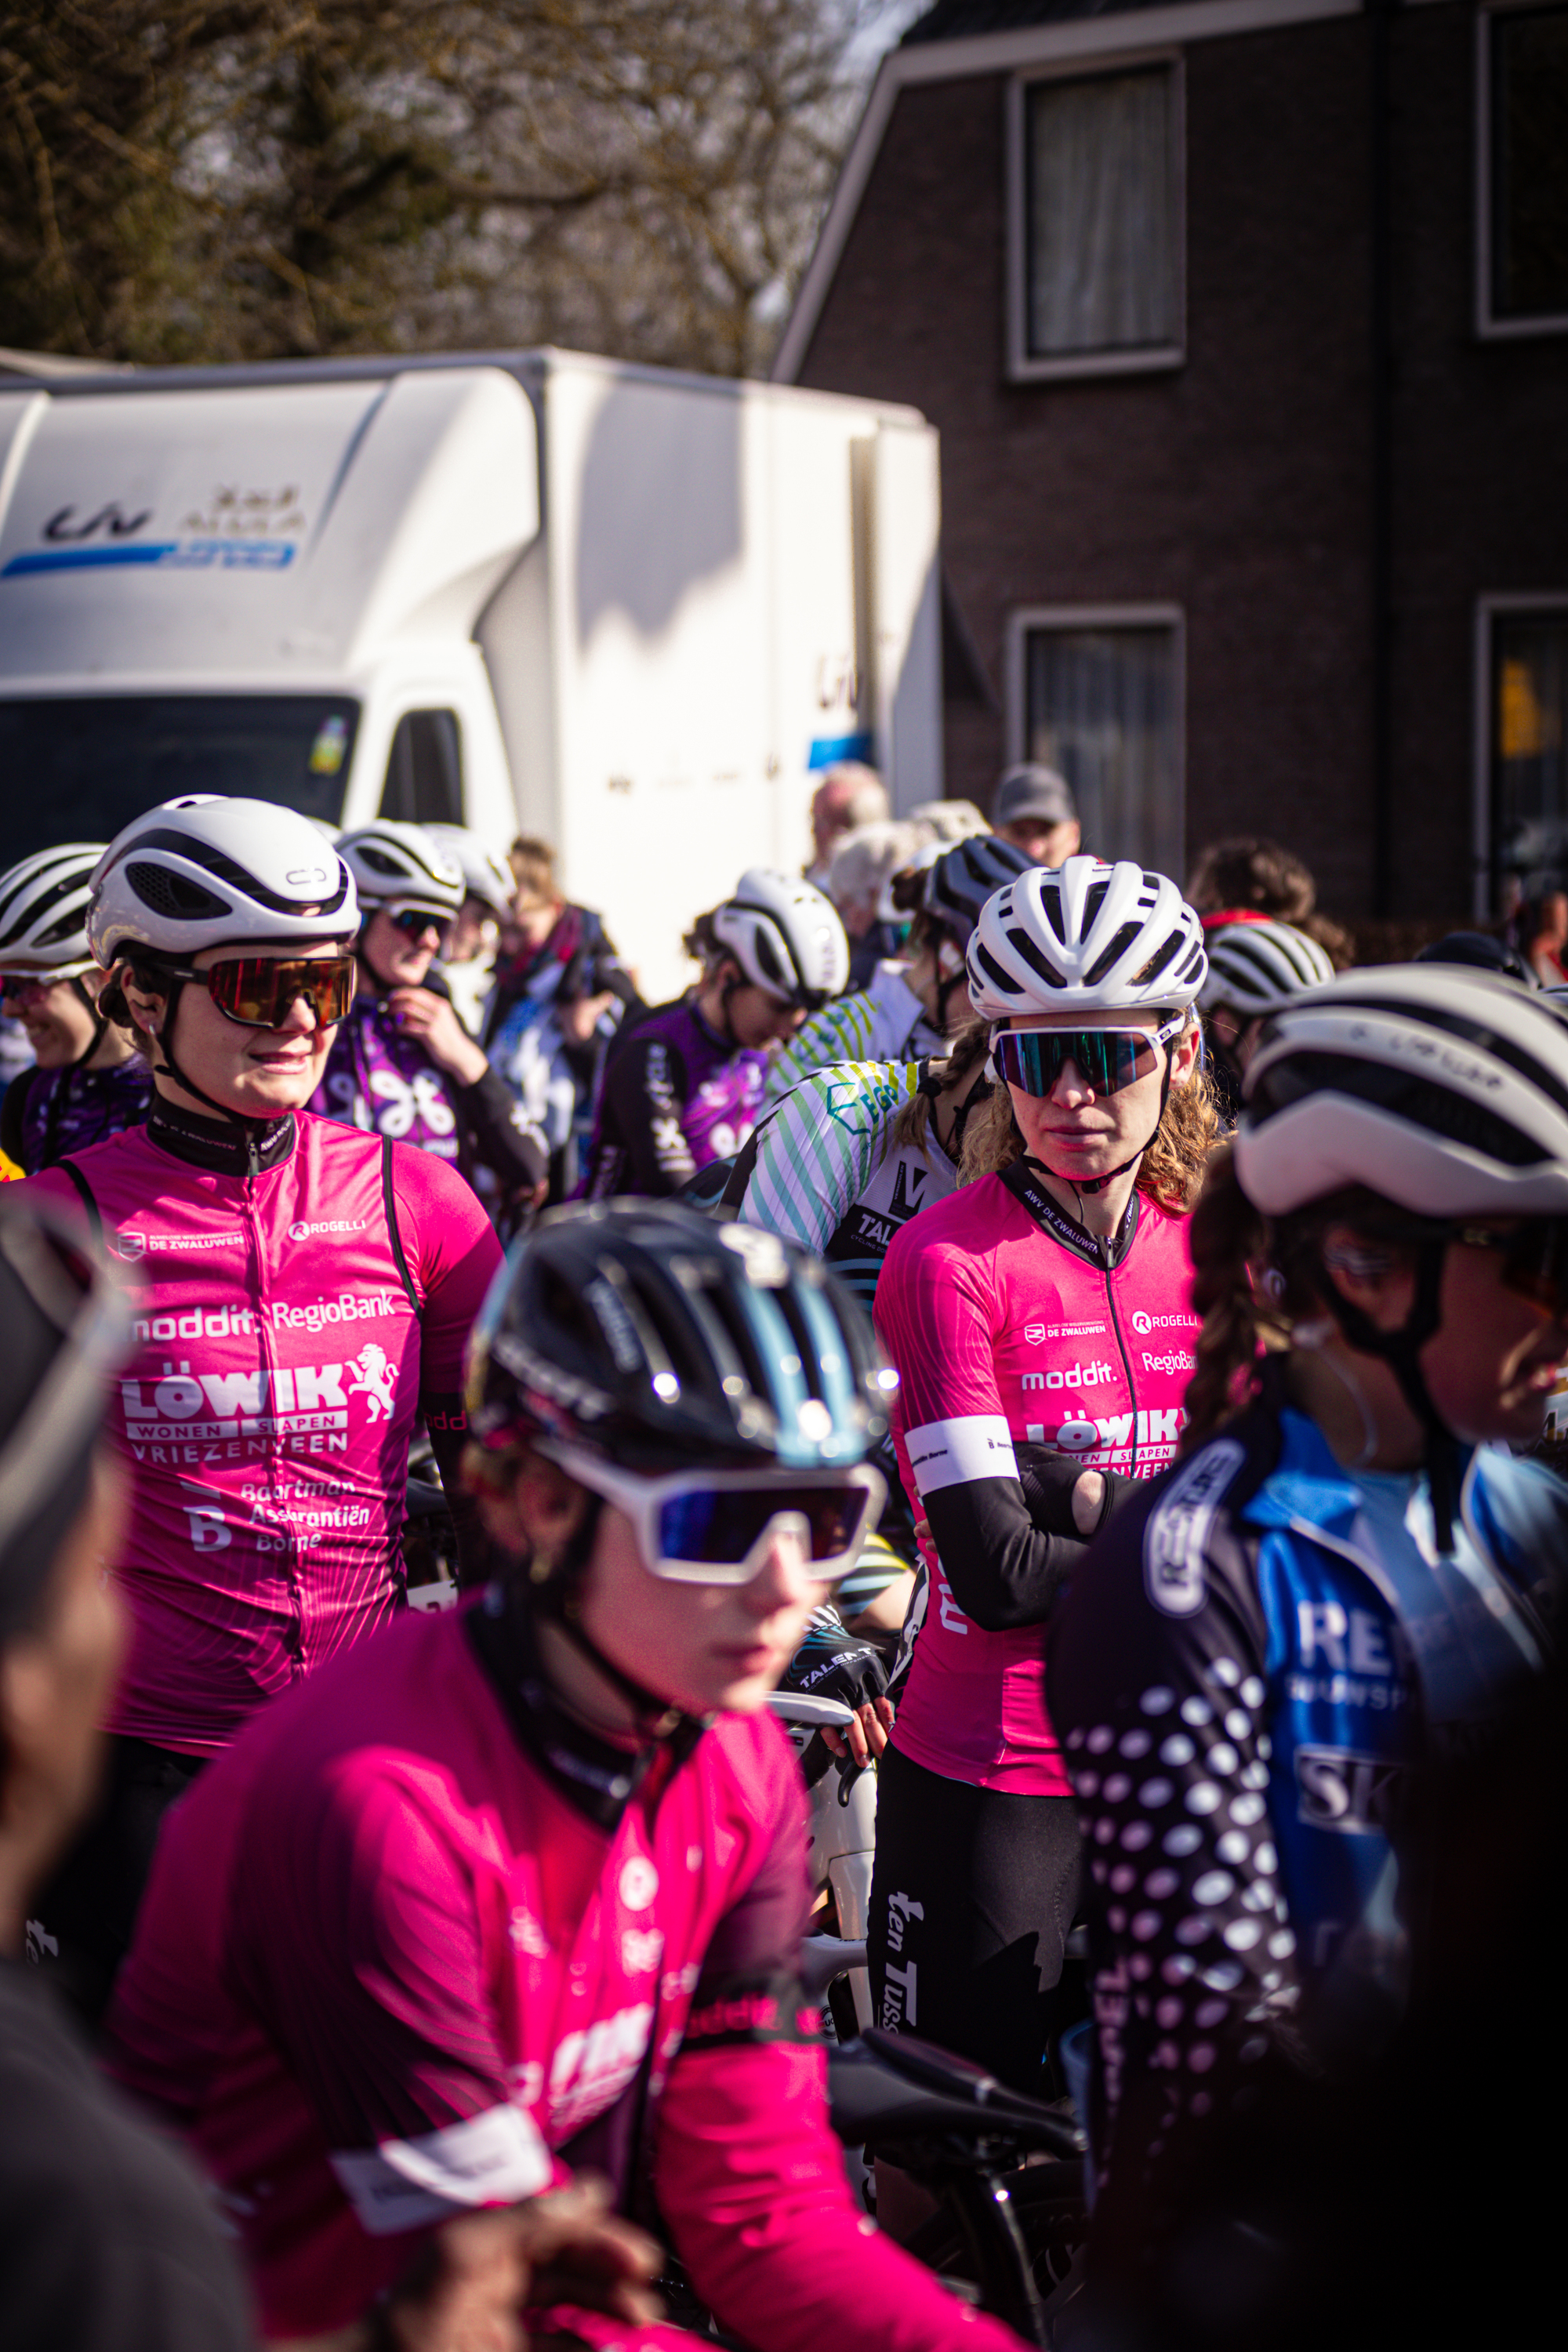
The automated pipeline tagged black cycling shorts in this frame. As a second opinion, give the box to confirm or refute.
[31,1735,207,2031]
[866,1743,1082,2098]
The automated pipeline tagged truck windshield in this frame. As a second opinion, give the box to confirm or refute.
[0,695,360,855]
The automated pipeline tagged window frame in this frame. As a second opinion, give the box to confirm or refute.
[1472,590,1568,916]
[1005,50,1187,384]
[1006,601,1187,869]
[1475,0,1568,342]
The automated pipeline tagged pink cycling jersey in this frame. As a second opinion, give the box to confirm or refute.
[25,1112,502,1753]
[877,1166,1197,1796]
[104,1602,1022,2352]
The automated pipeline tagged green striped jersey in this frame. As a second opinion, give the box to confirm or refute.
[764,963,945,1107]
[735,1058,958,1314]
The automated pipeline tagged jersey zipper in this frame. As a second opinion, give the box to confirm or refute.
[1102,1244,1139,1475]
[242,1166,306,1676]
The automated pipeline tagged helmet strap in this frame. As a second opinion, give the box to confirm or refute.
[143,974,280,1179]
[532,1491,700,1742]
[1315,1240,1458,1554]
[66,976,111,1075]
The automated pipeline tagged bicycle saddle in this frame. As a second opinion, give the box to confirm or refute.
[828,2028,1083,2159]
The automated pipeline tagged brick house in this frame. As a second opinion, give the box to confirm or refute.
[774,0,1568,921]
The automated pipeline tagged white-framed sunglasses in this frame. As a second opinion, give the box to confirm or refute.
[537,1443,885,1586]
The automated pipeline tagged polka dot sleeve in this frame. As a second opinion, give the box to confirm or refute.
[1045,1443,1305,2256]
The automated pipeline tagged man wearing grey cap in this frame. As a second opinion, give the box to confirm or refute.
[992,764,1081,867]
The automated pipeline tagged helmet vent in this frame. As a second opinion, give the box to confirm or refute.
[1083,921,1145,989]
[1130,930,1184,986]
[1254,1050,1544,1167]
[1040,888,1065,943]
[126,862,231,920]
[1004,927,1068,989]
[750,924,789,994]
[1083,879,1112,930]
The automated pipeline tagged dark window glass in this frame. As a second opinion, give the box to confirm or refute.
[1492,7,1568,321]
[0,695,358,855]
[1494,612,1568,891]
[379,710,463,826]
[1025,625,1180,871]
[1025,67,1177,358]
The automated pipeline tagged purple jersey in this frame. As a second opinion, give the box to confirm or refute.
[310,994,463,1161]
[9,1058,152,1174]
[583,997,770,1198]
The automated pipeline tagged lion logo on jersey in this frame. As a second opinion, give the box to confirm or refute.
[348,1345,397,1422]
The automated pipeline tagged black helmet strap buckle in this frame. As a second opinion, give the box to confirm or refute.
[1316,1237,1458,1554]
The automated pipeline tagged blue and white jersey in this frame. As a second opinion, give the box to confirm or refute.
[1045,1388,1565,2239]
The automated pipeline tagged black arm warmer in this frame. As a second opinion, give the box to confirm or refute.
[599,1031,695,1195]
[924,1450,1141,1633]
[924,1477,1091,1632]
[451,1067,548,1192]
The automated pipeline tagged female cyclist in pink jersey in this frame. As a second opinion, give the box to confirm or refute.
[105,1202,1030,2352]
[23,794,503,2024]
[868,856,1217,2107]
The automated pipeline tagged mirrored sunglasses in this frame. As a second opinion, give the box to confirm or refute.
[388,905,454,943]
[993,1011,1185,1099]
[165,954,357,1031]
[541,1445,885,1587]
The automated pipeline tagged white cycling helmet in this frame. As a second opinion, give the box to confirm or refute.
[967,854,1207,1022]
[711,870,849,1011]
[336,820,465,918]
[423,824,515,920]
[921,835,1033,947]
[1199,918,1337,1014]
[89,797,358,964]
[0,845,106,978]
[1238,964,1568,1219]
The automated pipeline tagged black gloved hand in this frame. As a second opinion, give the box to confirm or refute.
[1014,1442,1138,1538]
[781,1617,890,1714]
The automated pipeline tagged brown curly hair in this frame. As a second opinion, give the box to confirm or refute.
[888,1018,991,1159]
[957,1020,1221,1214]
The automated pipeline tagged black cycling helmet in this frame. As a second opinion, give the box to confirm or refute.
[1414,931,1537,987]
[467,1199,895,1477]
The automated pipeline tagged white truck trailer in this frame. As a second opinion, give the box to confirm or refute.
[0,351,941,1001]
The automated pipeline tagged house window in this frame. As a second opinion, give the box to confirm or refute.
[1012,612,1182,873]
[1011,63,1182,380]
[1491,608,1568,893]
[1483,5,1568,332]
[380,709,463,827]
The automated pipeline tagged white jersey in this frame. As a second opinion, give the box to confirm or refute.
[736,1058,958,1312]
[764,964,943,1105]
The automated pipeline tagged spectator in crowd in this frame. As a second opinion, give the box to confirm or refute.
[483,837,642,1203]
[1187,833,1316,925]
[907,799,991,844]
[991,765,1080,866]
[1512,889,1568,987]
[826,819,925,989]
[806,763,888,888]
[423,824,517,1037]
[1187,833,1355,968]
[0,1196,251,2351]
